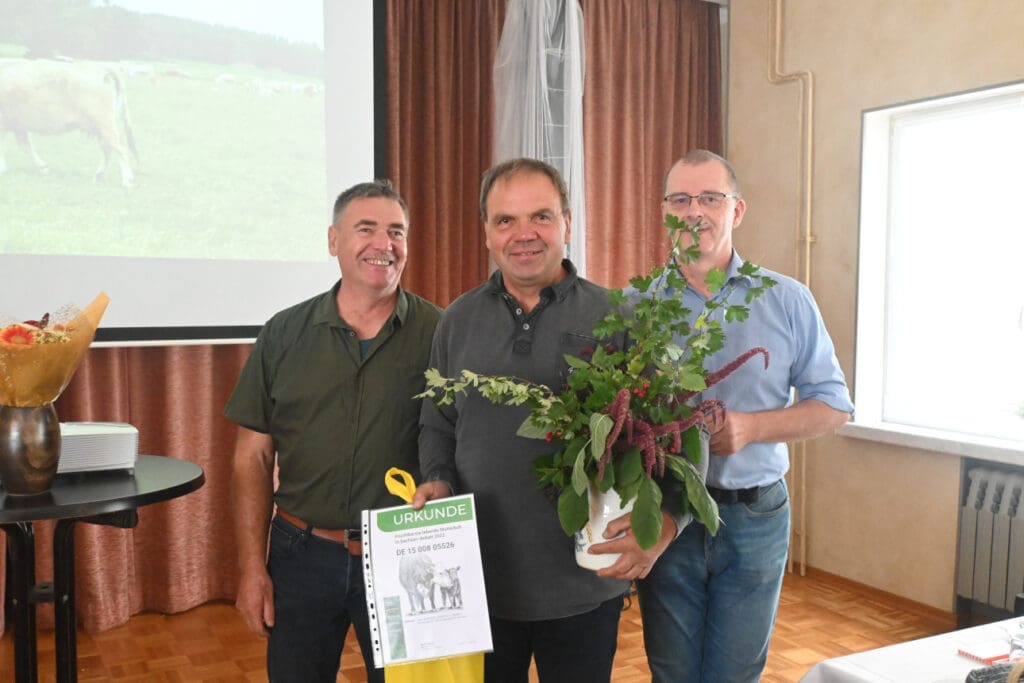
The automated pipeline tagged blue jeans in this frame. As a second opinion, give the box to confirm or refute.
[638,478,790,683]
[485,596,622,683]
[266,515,383,683]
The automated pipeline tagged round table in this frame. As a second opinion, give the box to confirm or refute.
[0,455,205,683]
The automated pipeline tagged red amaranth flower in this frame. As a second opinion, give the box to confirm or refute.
[676,347,770,404]
[597,389,633,481]
[0,325,36,345]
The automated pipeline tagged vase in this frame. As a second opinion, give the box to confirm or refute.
[575,483,635,571]
[573,429,711,571]
[0,403,62,495]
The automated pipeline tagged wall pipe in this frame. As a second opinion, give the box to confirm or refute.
[766,0,815,576]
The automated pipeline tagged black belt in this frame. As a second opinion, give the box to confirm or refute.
[707,484,763,504]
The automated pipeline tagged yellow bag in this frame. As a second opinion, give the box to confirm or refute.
[384,656,483,683]
[381,468,485,683]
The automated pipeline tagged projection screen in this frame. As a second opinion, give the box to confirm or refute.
[0,0,379,343]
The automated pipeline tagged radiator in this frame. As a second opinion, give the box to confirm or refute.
[957,467,1024,612]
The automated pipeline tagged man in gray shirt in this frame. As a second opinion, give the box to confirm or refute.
[413,158,634,682]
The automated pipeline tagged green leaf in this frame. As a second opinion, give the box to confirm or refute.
[571,446,589,495]
[632,477,664,549]
[613,446,643,485]
[564,354,591,370]
[663,343,684,361]
[705,268,726,293]
[738,260,760,276]
[662,453,688,480]
[557,486,589,536]
[681,426,703,463]
[677,369,707,391]
[516,416,550,440]
[595,458,616,491]
[589,413,613,462]
[725,306,750,323]
[682,461,719,535]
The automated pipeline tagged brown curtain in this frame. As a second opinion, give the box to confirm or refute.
[581,0,723,288]
[386,0,508,307]
[0,0,720,640]
[0,345,248,635]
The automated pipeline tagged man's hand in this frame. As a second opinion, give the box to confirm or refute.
[708,410,753,455]
[232,427,276,637]
[590,510,678,580]
[411,480,452,509]
[235,565,275,637]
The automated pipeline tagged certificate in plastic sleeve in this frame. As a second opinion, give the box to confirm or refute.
[361,494,493,667]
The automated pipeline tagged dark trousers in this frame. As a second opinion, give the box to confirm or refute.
[266,515,383,683]
[485,596,622,683]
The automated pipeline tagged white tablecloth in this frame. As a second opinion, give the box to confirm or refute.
[800,618,1022,683]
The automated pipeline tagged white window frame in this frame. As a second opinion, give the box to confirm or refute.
[840,81,1024,467]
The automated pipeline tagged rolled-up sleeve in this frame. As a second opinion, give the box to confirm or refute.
[789,286,855,416]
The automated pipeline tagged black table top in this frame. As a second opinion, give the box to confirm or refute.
[0,455,205,524]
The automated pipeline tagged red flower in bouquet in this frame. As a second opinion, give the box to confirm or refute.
[0,325,36,346]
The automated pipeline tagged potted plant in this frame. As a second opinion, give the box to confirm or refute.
[417,216,775,559]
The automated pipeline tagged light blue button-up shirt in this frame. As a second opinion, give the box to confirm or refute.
[642,251,854,489]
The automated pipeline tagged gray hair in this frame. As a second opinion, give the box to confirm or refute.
[664,149,741,195]
[332,179,409,224]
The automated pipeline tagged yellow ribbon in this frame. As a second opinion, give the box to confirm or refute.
[385,467,418,504]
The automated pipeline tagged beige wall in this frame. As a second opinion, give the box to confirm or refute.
[726,0,1024,611]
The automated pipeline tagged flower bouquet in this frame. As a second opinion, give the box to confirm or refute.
[0,292,109,494]
[418,216,776,556]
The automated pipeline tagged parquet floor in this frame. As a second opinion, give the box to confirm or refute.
[1,569,955,681]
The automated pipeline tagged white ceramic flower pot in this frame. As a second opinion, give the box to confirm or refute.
[575,483,635,571]
[573,429,711,571]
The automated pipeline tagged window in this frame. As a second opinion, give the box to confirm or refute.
[848,81,1024,461]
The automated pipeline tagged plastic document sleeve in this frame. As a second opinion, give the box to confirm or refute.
[362,493,493,667]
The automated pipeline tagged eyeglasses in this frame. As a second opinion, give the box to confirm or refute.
[663,192,740,209]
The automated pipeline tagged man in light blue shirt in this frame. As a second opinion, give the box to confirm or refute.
[637,150,854,682]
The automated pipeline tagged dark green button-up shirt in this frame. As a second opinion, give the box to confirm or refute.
[225,281,441,528]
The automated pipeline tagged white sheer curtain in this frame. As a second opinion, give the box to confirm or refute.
[493,0,587,275]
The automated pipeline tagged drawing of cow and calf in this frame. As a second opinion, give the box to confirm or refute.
[397,554,464,616]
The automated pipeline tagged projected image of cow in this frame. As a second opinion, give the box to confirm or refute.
[0,0,328,263]
[397,554,465,616]
[0,59,139,187]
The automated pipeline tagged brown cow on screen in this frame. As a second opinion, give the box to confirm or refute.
[0,59,139,187]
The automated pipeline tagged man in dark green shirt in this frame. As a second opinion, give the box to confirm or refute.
[225,180,441,683]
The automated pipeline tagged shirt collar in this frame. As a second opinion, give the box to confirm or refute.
[723,250,754,285]
[313,280,409,328]
[485,258,579,302]
[651,250,753,296]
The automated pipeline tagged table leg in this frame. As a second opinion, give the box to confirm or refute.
[2,522,38,683]
[53,519,77,683]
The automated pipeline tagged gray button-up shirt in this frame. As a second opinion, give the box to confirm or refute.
[419,260,629,621]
